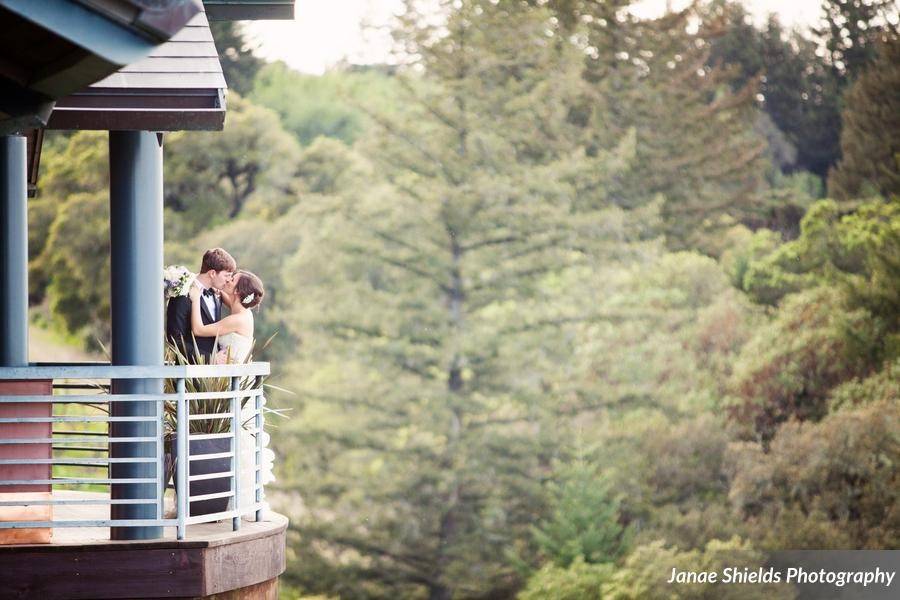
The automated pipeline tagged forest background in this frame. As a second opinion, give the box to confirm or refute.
[28,1,899,598]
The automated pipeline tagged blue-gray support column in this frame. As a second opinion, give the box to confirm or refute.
[109,130,164,540]
[0,135,28,367]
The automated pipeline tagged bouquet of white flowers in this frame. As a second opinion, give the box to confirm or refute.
[163,265,196,299]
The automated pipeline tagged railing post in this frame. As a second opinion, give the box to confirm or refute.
[175,378,187,540]
[230,376,240,531]
[255,375,263,522]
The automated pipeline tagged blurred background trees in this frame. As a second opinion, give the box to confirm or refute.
[29,0,900,598]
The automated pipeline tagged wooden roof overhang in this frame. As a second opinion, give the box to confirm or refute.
[47,10,227,132]
[203,0,294,20]
[0,0,203,134]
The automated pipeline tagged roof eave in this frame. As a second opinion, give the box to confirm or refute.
[203,1,294,21]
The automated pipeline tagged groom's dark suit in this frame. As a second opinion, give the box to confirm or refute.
[166,289,221,362]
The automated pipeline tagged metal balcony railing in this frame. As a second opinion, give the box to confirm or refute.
[0,362,271,540]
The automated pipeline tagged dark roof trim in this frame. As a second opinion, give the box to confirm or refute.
[47,88,225,131]
[203,1,294,20]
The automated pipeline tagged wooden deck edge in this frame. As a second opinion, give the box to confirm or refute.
[0,514,287,599]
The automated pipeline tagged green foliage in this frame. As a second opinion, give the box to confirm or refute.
[814,0,898,84]
[532,462,630,568]
[719,226,781,293]
[603,537,795,599]
[23,2,900,597]
[250,62,400,146]
[276,3,657,597]
[33,192,110,347]
[741,199,900,357]
[164,93,302,238]
[578,2,768,250]
[727,397,900,549]
[728,287,879,440]
[741,199,891,300]
[708,3,842,178]
[829,358,900,411]
[29,131,109,305]
[828,36,900,201]
[518,557,613,600]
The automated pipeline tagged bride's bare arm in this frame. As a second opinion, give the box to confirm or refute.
[188,285,239,337]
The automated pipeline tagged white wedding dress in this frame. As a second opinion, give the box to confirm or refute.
[217,332,253,364]
[217,332,276,516]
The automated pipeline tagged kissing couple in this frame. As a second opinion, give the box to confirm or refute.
[165,248,265,364]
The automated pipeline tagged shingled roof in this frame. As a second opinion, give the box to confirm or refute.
[46,9,226,131]
[0,0,203,134]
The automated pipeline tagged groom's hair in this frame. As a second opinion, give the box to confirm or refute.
[200,248,236,273]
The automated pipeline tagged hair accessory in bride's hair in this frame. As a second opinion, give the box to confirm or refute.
[242,293,255,306]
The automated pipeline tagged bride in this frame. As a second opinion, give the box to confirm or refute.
[188,270,265,364]
[188,270,272,513]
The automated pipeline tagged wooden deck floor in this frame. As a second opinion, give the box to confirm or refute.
[17,490,272,546]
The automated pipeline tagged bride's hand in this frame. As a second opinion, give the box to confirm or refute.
[215,349,229,365]
[188,284,201,302]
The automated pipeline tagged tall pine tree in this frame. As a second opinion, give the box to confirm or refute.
[828,35,900,200]
[544,0,767,250]
[277,2,650,597]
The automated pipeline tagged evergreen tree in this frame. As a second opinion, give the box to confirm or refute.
[828,36,900,200]
[814,0,899,84]
[550,1,768,250]
[531,461,630,568]
[707,3,843,178]
[277,2,648,597]
[612,7,766,249]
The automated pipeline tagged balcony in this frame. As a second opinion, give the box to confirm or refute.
[0,361,286,599]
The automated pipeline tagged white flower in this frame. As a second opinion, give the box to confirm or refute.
[163,265,196,298]
[242,292,255,305]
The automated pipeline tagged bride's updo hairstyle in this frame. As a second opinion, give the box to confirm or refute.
[235,270,265,309]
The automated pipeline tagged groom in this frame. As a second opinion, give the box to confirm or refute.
[166,248,236,362]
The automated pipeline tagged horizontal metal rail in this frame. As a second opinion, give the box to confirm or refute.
[189,452,233,461]
[0,478,157,485]
[0,520,178,529]
[0,362,271,539]
[1,362,270,380]
[191,490,234,502]
[2,437,156,444]
[0,416,156,423]
[188,471,233,482]
[0,389,263,403]
[184,504,263,526]
[188,432,232,441]
[188,412,233,421]
[0,457,155,465]
[0,498,158,507]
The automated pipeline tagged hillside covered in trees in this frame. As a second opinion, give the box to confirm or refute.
[29,1,898,598]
